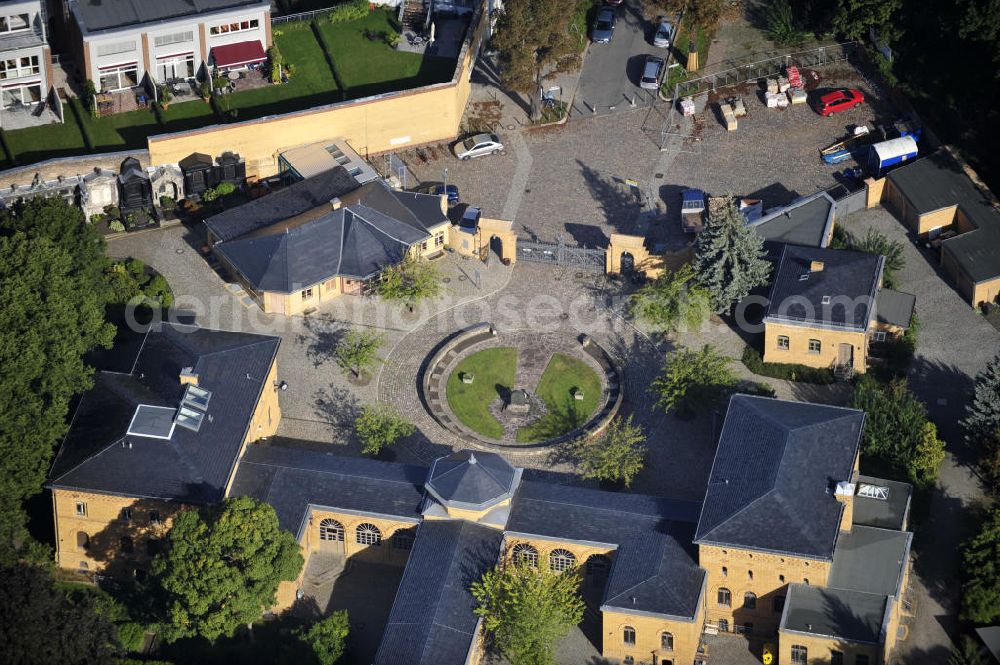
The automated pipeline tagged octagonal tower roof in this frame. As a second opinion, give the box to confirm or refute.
[425,450,518,511]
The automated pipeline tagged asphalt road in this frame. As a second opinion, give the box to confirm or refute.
[571,0,670,117]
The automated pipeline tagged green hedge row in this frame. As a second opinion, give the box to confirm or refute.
[741,345,836,385]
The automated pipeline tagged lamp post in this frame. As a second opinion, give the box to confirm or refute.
[443,167,448,194]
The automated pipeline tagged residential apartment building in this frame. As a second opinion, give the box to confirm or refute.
[762,245,915,375]
[60,0,271,93]
[0,0,54,111]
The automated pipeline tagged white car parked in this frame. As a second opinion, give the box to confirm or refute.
[453,133,505,160]
[653,19,675,48]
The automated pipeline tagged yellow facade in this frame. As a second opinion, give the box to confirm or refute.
[451,217,518,264]
[147,7,487,180]
[777,629,880,665]
[602,609,703,665]
[699,544,832,636]
[763,322,867,373]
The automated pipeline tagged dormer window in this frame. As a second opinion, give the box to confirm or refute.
[798,274,810,281]
[821,295,831,305]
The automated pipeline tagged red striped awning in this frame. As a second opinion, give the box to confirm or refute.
[211,40,266,68]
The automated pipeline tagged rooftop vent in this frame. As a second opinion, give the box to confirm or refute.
[798,274,810,281]
[810,260,825,272]
[834,480,856,498]
[330,197,342,211]
[821,295,831,305]
[857,483,889,500]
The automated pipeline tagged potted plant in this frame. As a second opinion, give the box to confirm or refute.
[157,84,172,110]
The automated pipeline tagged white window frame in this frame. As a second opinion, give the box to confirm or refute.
[75,501,87,517]
[0,55,40,80]
[548,548,576,573]
[872,330,887,342]
[153,30,194,48]
[96,41,138,58]
[0,13,31,34]
[98,63,139,92]
[209,18,260,36]
[808,338,821,354]
[155,53,195,81]
[1,81,42,108]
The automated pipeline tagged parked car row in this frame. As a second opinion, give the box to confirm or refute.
[590,3,674,49]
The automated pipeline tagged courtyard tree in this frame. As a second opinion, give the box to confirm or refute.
[151,496,303,642]
[962,504,1000,625]
[852,375,946,486]
[492,0,584,119]
[0,197,116,562]
[471,558,585,665]
[629,263,712,333]
[693,196,771,313]
[578,415,647,488]
[964,353,1000,444]
[651,345,738,417]
[295,610,350,665]
[0,563,121,664]
[832,0,903,42]
[354,405,416,456]
[335,329,385,380]
[851,228,906,289]
[376,255,442,310]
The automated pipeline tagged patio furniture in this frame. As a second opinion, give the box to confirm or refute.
[227,70,241,81]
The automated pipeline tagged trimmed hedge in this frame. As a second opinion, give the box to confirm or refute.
[741,345,836,385]
[327,0,369,23]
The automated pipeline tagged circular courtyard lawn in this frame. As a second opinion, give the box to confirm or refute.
[516,353,602,443]
[446,347,517,439]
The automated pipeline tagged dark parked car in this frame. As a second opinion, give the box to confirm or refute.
[640,55,665,90]
[817,88,865,117]
[592,7,616,44]
[434,184,459,207]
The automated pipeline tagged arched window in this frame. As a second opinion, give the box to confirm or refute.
[790,645,808,664]
[660,631,674,650]
[623,626,636,646]
[392,529,415,551]
[549,548,576,573]
[76,531,89,549]
[319,518,344,542]
[721,566,728,577]
[747,569,753,581]
[512,543,538,568]
[585,554,610,585]
[355,523,382,546]
[717,587,732,607]
[743,592,757,610]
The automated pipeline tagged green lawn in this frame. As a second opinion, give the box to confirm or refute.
[226,20,340,119]
[2,114,87,165]
[517,353,602,443]
[319,9,456,99]
[446,347,517,440]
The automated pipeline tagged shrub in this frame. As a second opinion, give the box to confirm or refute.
[652,345,738,416]
[198,80,211,100]
[83,79,97,116]
[159,196,176,210]
[109,220,125,233]
[89,213,106,224]
[117,622,146,652]
[355,405,415,456]
[327,0,369,23]
[741,345,836,384]
[763,0,808,45]
[214,181,237,197]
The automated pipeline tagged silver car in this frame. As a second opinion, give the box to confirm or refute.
[454,133,504,160]
[653,19,674,48]
[592,7,616,44]
[640,55,665,90]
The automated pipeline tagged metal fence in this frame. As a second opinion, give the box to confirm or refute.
[273,0,403,24]
[660,42,860,149]
[517,238,605,271]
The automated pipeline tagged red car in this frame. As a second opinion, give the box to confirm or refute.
[817,88,865,116]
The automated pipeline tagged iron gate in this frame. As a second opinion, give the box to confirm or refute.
[517,238,605,271]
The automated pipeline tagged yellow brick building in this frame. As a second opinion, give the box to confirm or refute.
[762,245,914,375]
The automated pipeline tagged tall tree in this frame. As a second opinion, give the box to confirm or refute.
[492,0,584,118]
[151,497,303,643]
[630,263,712,333]
[643,0,727,30]
[354,405,416,456]
[334,329,385,380]
[850,228,906,289]
[376,255,442,309]
[295,610,350,665]
[693,196,771,313]
[472,559,585,665]
[964,354,1000,444]
[652,345,738,416]
[832,0,903,43]
[0,563,121,665]
[948,636,985,665]
[577,415,647,487]
[962,505,1000,624]
[852,375,945,486]
[0,197,116,561]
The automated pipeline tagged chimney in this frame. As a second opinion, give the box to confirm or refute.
[834,480,855,532]
[810,260,825,272]
[179,367,199,386]
[330,197,342,211]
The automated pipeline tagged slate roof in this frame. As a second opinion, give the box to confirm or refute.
[214,204,427,291]
[73,0,268,33]
[375,520,503,665]
[889,150,1000,284]
[48,324,280,504]
[781,584,888,644]
[695,395,864,560]
[426,451,518,510]
[508,481,704,619]
[852,475,912,530]
[829,526,911,597]
[750,191,835,248]
[765,245,884,331]
[342,180,448,234]
[874,288,916,329]
[229,445,426,534]
[204,166,360,242]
